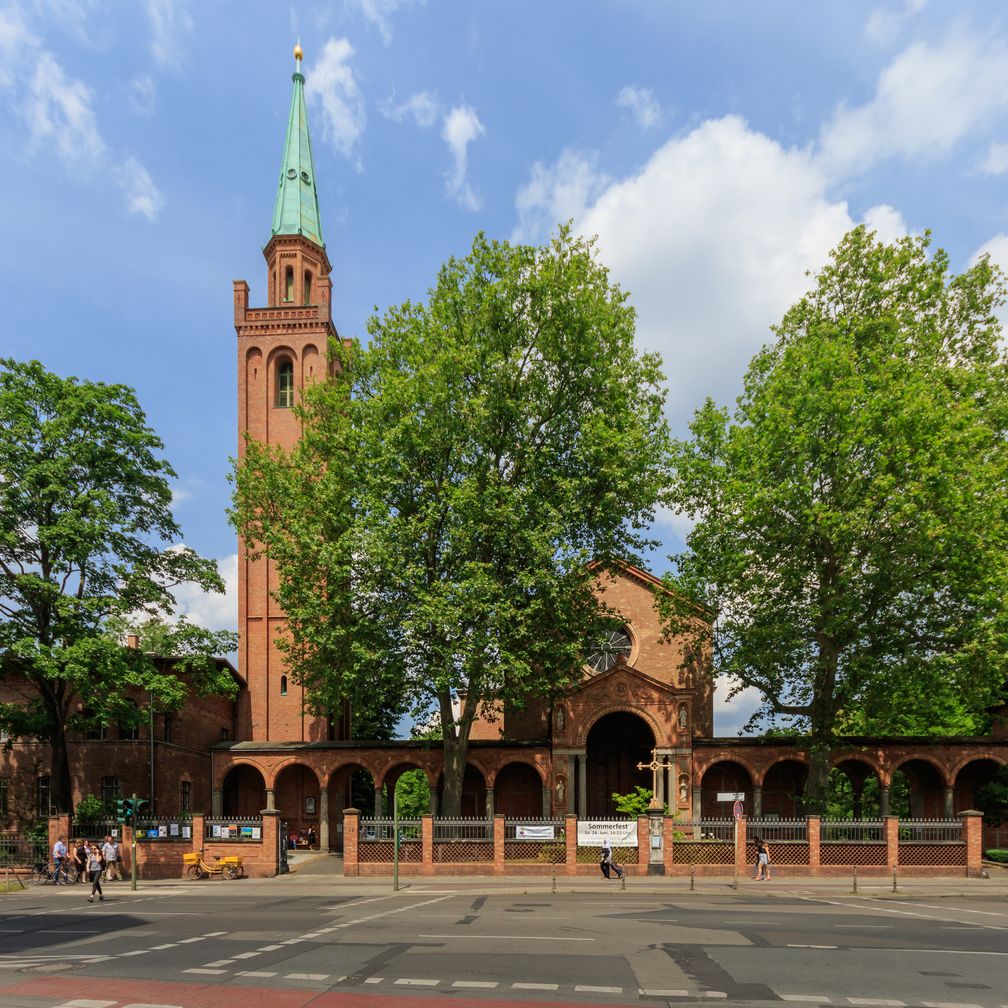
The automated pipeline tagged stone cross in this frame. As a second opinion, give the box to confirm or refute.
[636,748,672,810]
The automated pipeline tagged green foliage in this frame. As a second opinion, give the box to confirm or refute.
[662,228,1008,806]
[231,228,671,814]
[976,766,1008,825]
[75,794,103,822]
[984,848,1008,863]
[611,786,671,817]
[825,767,910,819]
[0,359,233,810]
[392,769,431,819]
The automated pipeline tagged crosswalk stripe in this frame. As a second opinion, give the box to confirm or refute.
[453,981,498,988]
[514,983,559,991]
[394,978,439,986]
[576,986,622,994]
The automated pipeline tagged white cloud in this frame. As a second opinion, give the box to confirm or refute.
[515,116,910,437]
[26,50,105,171]
[861,203,907,243]
[114,155,164,221]
[441,104,484,210]
[969,233,1008,340]
[145,0,193,67]
[512,149,610,244]
[348,0,420,46]
[307,37,366,163]
[128,74,156,117]
[979,140,1008,176]
[713,676,765,736]
[818,32,1008,178]
[172,553,238,633]
[0,4,35,89]
[380,89,438,128]
[616,85,662,129]
[865,0,926,46]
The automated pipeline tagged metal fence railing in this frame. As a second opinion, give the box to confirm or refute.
[358,818,423,863]
[204,816,264,842]
[0,834,47,868]
[820,820,885,843]
[748,819,808,842]
[71,818,121,840]
[433,818,493,863]
[504,818,565,864]
[898,819,963,844]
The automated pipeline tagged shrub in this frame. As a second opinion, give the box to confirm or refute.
[984,848,1008,864]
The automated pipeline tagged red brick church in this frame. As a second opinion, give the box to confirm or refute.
[2,51,1005,855]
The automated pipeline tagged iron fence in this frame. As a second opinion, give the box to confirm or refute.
[748,819,808,842]
[358,818,423,863]
[71,818,121,840]
[898,819,963,844]
[820,820,885,843]
[0,834,47,868]
[433,817,493,863]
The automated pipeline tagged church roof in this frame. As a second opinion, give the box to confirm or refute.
[270,51,324,247]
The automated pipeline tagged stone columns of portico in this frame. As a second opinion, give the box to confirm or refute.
[318,789,329,851]
[374,786,383,819]
[265,788,276,812]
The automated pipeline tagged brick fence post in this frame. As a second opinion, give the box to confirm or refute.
[565,814,577,876]
[260,810,279,877]
[421,814,433,876]
[885,815,900,871]
[190,812,205,855]
[960,810,984,878]
[736,816,747,878]
[342,808,359,877]
[493,814,505,875]
[120,824,133,878]
[807,815,821,874]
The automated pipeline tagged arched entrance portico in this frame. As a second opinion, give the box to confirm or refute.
[494,762,545,818]
[221,763,266,817]
[585,711,655,817]
[273,762,321,841]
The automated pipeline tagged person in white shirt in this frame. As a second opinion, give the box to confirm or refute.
[51,837,68,884]
[101,836,120,881]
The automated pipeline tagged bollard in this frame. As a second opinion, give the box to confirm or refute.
[551,872,556,894]
[621,869,626,891]
[690,863,695,891]
[892,866,897,892]
[852,864,858,894]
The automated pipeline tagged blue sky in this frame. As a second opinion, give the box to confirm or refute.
[3,0,1008,733]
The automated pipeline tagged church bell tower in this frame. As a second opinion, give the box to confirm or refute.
[233,45,340,742]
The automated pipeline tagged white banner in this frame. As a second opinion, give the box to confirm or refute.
[577,820,638,847]
[515,824,555,840]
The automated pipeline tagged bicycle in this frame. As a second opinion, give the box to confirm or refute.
[183,850,243,880]
[30,862,75,885]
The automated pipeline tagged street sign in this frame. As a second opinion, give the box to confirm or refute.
[717,791,745,801]
[732,799,744,820]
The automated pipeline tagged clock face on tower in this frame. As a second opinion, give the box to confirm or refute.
[586,627,633,675]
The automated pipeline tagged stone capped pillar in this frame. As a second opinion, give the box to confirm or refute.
[342,807,360,876]
[807,815,821,872]
[885,815,900,870]
[565,814,578,876]
[960,810,984,878]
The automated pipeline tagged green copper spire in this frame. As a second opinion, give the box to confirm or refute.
[271,45,324,247]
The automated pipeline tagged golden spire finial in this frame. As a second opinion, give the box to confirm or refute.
[294,41,303,65]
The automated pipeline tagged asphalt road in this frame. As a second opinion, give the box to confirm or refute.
[1,875,1006,1008]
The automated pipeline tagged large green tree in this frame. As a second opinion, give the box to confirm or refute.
[231,228,671,815]
[662,228,1008,807]
[0,359,236,812]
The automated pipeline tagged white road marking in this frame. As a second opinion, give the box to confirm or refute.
[781,997,832,1003]
[704,994,728,1000]
[202,931,228,936]
[641,991,689,998]
[233,951,261,959]
[788,944,838,949]
[834,925,893,929]
[364,977,383,984]
[394,978,439,986]
[53,1001,116,1008]
[802,897,1008,932]
[120,951,149,957]
[176,937,202,943]
[576,985,622,994]
[513,983,559,991]
[183,968,226,975]
[453,981,498,988]
[848,1000,905,1006]
[884,900,1008,920]
[286,973,328,981]
[204,959,235,967]
[417,933,593,941]
[922,1002,984,1007]
[239,972,277,978]
[149,944,176,950]
[122,1003,186,1008]
[257,944,284,951]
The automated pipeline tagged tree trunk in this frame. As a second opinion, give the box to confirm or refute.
[438,687,480,818]
[50,718,73,814]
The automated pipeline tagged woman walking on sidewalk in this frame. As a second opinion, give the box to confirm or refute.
[86,841,104,902]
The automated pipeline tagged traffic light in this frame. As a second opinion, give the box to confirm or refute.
[134,799,149,820]
[115,798,128,823]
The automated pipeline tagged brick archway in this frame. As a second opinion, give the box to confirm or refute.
[576,704,663,749]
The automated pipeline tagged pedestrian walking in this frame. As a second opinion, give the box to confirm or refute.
[86,841,105,902]
[754,837,771,880]
[72,840,87,883]
[101,835,121,881]
[599,839,624,880]
[51,836,68,884]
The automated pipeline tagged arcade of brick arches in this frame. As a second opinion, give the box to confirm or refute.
[216,48,1008,869]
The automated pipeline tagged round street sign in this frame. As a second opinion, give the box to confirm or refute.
[732,799,744,820]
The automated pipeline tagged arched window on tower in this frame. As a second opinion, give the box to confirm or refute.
[303,270,312,305]
[276,360,294,408]
[280,675,288,696]
[284,265,294,302]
